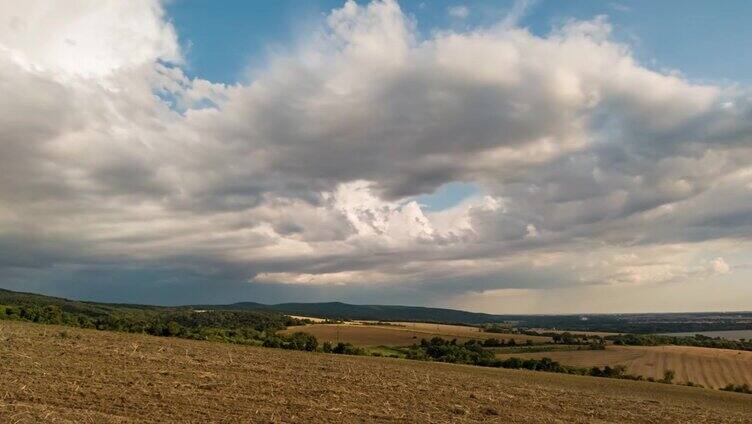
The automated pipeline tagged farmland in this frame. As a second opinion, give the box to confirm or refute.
[495,345,752,389]
[280,322,551,346]
[2,287,752,421]
[282,320,752,391]
[2,320,751,423]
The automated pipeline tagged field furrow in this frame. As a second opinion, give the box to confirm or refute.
[496,345,752,389]
[2,321,751,423]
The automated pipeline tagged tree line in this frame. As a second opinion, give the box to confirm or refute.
[607,333,752,352]
[1,303,303,346]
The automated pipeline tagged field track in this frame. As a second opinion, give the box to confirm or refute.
[496,345,752,389]
[1,321,751,423]
[280,322,551,346]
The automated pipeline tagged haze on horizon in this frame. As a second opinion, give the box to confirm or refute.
[1,0,751,314]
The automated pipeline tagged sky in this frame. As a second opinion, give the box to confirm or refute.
[1,0,752,313]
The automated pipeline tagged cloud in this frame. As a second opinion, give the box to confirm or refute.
[448,5,469,19]
[711,257,731,274]
[500,0,537,28]
[0,0,179,77]
[1,0,751,312]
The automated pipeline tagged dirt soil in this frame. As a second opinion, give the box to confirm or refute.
[1,321,751,423]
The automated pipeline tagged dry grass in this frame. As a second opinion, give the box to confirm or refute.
[1,321,751,423]
[280,322,551,346]
[496,345,752,389]
[288,315,328,323]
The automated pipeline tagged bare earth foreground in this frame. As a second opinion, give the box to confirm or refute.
[1,322,750,423]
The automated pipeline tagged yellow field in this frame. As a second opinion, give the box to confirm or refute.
[496,345,752,389]
[281,322,551,346]
[289,315,328,323]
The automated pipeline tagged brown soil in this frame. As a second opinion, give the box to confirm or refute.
[1,321,750,423]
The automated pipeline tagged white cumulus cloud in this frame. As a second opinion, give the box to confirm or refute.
[1,0,751,311]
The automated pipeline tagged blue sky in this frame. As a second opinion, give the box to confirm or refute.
[166,0,752,211]
[168,0,752,85]
[3,0,752,312]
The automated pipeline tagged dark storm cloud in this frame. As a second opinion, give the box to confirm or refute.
[1,1,751,310]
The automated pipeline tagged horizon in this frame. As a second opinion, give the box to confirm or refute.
[5,286,752,317]
[2,0,752,314]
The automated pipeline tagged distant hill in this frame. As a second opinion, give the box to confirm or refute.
[2,287,751,332]
[207,301,505,325]
[0,287,163,317]
[0,288,501,324]
[202,301,752,333]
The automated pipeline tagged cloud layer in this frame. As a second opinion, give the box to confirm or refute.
[1,0,751,312]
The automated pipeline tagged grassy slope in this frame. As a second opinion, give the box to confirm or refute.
[1,321,750,423]
[0,287,162,316]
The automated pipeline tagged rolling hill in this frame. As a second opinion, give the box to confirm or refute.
[2,320,750,423]
[209,301,506,324]
[3,287,752,332]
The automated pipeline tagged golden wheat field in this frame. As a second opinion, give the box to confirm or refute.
[2,321,751,423]
[280,322,551,346]
[495,345,752,389]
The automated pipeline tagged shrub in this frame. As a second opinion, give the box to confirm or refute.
[660,370,676,384]
[282,332,318,351]
[721,384,752,394]
[683,381,703,388]
[262,336,283,348]
[589,365,626,378]
[332,342,364,355]
[499,357,523,369]
[482,338,504,347]
[165,321,183,337]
